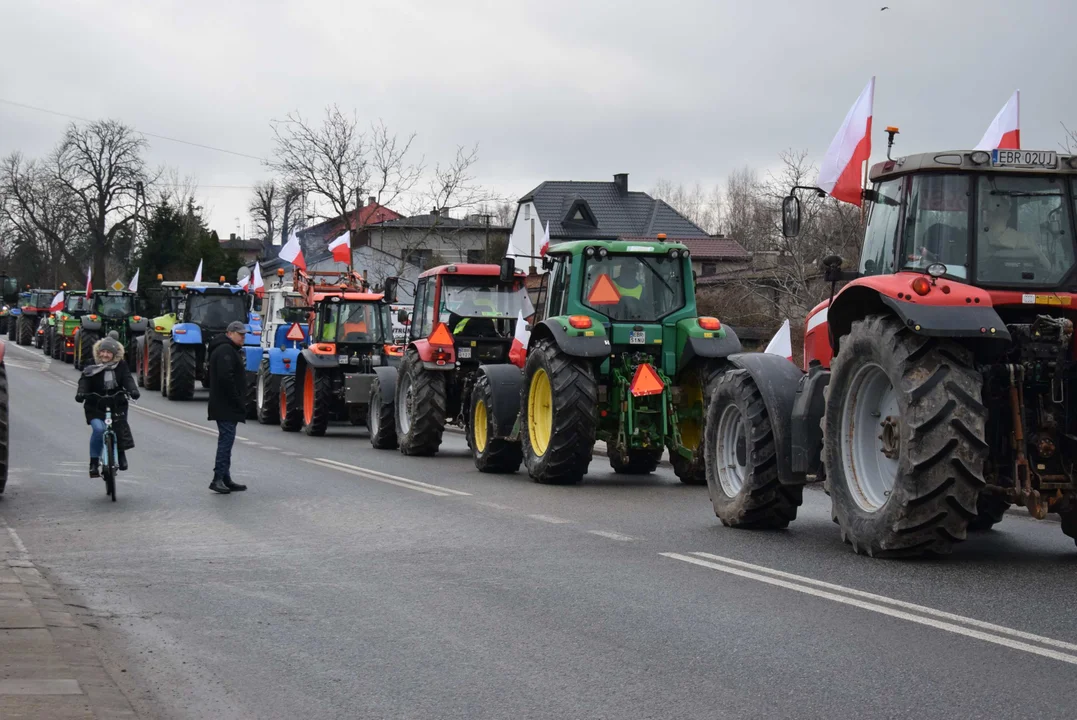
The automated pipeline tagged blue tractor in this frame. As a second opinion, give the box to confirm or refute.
[248,284,311,424]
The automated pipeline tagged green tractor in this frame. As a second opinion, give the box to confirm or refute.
[73,289,148,370]
[468,237,741,484]
[0,274,20,336]
[48,292,94,363]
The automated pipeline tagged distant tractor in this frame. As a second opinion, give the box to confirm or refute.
[49,292,94,363]
[707,142,1077,555]
[251,280,310,425]
[73,289,147,370]
[14,289,55,347]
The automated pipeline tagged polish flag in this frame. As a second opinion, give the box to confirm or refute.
[280,227,306,271]
[85,266,93,297]
[508,309,530,368]
[539,221,550,257]
[193,259,203,283]
[49,290,65,312]
[764,319,793,362]
[818,77,874,207]
[239,273,250,290]
[129,268,140,293]
[329,230,351,264]
[975,90,1020,151]
[252,262,264,291]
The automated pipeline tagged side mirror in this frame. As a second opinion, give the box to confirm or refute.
[541,255,551,271]
[782,195,801,238]
[397,309,410,324]
[499,257,515,283]
[822,255,844,283]
[383,276,399,304]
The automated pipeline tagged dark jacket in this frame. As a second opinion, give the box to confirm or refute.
[207,333,247,423]
[76,362,139,423]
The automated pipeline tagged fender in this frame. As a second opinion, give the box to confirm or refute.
[477,364,524,440]
[81,317,103,332]
[9,308,20,317]
[171,323,203,344]
[371,365,397,405]
[531,318,610,359]
[129,318,149,333]
[243,346,263,373]
[300,347,341,369]
[268,346,301,376]
[727,352,806,486]
[676,321,742,372]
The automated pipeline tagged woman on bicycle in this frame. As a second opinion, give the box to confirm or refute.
[75,336,139,477]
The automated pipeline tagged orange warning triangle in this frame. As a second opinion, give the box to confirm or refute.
[587,274,621,305]
[428,322,454,347]
[630,363,665,397]
[285,323,305,341]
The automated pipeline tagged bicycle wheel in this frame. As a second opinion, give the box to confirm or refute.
[104,433,117,501]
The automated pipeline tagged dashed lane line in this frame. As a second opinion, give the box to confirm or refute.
[587,530,635,542]
[312,458,471,497]
[528,514,572,525]
[301,458,448,497]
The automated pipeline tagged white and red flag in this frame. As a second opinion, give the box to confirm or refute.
[508,309,530,368]
[539,221,550,257]
[49,290,64,312]
[328,230,351,264]
[818,77,874,207]
[85,266,93,297]
[975,90,1020,151]
[280,227,306,271]
[128,268,140,293]
[193,259,203,283]
[764,319,793,362]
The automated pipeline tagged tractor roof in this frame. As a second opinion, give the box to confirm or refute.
[418,263,526,279]
[870,150,1077,182]
[185,285,247,295]
[313,291,384,303]
[546,238,690,255]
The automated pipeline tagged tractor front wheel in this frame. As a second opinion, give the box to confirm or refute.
[300,366,332,436]
[279,375,302,432]
[7,319,16,341]
[395,349,446,456]
[368,375,397,450]
[145,334,163,391]
[256,359,279,425]
[76,331,99,370]
[824,314,987,557]
[705,369,803,528]
[165,343,196,400]
[244,371,257,420]
[521,338,596,484]
[16,317,32,346]
[469,372,522,473]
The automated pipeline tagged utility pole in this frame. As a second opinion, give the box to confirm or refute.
[529,218,535,274]
[478,213,492,262]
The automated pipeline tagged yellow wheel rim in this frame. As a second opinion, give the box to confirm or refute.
[678,372,705,452]
[528,368,552,457]
[473,398,488,453]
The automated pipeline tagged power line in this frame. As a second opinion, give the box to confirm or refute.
[0,97,267,162]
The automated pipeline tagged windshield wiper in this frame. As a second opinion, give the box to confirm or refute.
[991,190,1062,198]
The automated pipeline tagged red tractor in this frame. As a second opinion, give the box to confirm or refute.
[706,143,1077,555]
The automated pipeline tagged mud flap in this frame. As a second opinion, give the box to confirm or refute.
[478,364,524,440]
[727,353,805,486]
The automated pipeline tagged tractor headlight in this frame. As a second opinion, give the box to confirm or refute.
[598,248,608,258]
[585,247,595,257]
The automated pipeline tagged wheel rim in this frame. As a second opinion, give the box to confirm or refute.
[257,371,265,410]
[678,371,705,452]
[368,394,379,436]
[715,404,747,497]
[473,398,488,453]
[528,368,552,457]
[398,374,412,435]
[303,369,314,425]
[840,363,900,513]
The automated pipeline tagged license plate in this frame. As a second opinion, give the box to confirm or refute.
[992,149,1057,169]
[629,330,646,345]
[458,347,472,359]
[337,355,349,365]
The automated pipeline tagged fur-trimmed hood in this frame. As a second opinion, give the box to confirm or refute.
[92,336,124,365]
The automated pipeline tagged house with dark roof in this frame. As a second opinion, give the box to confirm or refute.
[295,198,402,258]
[508,173,715,270]
[218,234,264,264]
[366,210,510,271]
[619,234,751,278]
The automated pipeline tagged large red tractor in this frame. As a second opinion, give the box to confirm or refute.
[706,144,1077,556]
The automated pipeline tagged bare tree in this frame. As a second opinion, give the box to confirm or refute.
[1062,122,1077,153]
[248,179,278,251]
[652,179,723,234]
[53,120,150,282]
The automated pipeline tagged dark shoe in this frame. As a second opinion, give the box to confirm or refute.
[208,475,231,494]
[118,452,128,472]
[223,476,247,492]
[89,459,100,478]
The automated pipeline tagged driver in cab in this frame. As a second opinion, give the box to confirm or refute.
[983,194,1051,268]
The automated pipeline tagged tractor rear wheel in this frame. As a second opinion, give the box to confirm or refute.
[705,369,803,529]
[395,348,446,456]
[51,331,63,360]
[1060,509,1077,548]
[0,361,8,494]
[521,338,596,484]
[16,317,32,346]
[824,314,987,557]
[244,371,257,420]
[368,375,397,450]
[279,375,302,432]
[6,320,14,341]
[301,366,331,436]
[165,343,196,400]
[76,331,99,370]
[967,493,1011,531]
[469,372,522,473]
[145,334,163,391]
[256,358,279,425]
[608,446,662,475]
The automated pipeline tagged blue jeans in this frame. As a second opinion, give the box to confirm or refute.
[214,421,237,477]
[89,419,106,459]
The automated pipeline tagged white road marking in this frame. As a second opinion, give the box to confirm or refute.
[690,551,1077,653]
[280,451,301,457]
[128,405,218,436]
[260,446,280,451]
[528,514,572,524]
[588,530,635,542]
[314,458,471,496]
[475,501,515,511]
[301,458,448,496]
[5,526,29,557]
[240,441,260,446]
[662,552,1077,666]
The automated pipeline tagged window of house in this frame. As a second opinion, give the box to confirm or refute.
[405,249,433,269]
[701,262,717,277]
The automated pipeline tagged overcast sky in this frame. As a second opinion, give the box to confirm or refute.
[2,0,1074,236]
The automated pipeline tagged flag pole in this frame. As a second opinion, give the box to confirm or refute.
[860,159,868,226]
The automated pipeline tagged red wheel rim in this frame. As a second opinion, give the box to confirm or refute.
[303,370,314,425]
[280,384,288,419]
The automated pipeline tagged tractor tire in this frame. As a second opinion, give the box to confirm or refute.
[367,374,398,450]
[0,361,8,494]
[278,374,302,432]
[7,319,16,341]
[823,314,987,558]
[1060,509,1077,548]
[608,446,662,475]
[967,493,1011,531]
[521,338,597,484]
[300,366,331,436]
[671,362,726,485]
[704,369,803,529]
[135,338,145,386]
[165,343,196,400]
[76,330,99,370]
[144,335,163,391]
[244,371,258,420]
[51,331,62,360]
[16,317,32,346]
[256,359,279,425]
[395,348,447,456]
[468,372,522,473]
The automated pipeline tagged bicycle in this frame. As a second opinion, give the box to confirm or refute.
[85,391,129,502]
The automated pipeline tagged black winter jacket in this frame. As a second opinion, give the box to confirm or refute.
[76,362,139,424]
[207,334,247,423]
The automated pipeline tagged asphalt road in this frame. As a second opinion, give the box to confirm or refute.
[2,341,1076,719]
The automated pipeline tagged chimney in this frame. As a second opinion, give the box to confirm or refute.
[431,208,439,217]
[229,233,237,241]
[368,196,376,207]
[613,173,628,195]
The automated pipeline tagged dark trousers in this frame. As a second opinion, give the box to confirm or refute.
[214,421,237,478]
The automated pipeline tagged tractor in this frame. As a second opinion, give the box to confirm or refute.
[706,142,1077,556]
[73,289,147,370]
[461,240,739,484]
[14,288,54,347]
[278,269,401,436]
[250,279,310,425]
[0,273,18,336]
[48,291,93,363]
[367,263,531,455]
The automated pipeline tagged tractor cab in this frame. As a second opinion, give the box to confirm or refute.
[74,290,147,368]
[64,294,94,316]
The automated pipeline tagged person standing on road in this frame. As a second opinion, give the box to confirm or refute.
[76,337,139,478]
[207,321,249,494]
